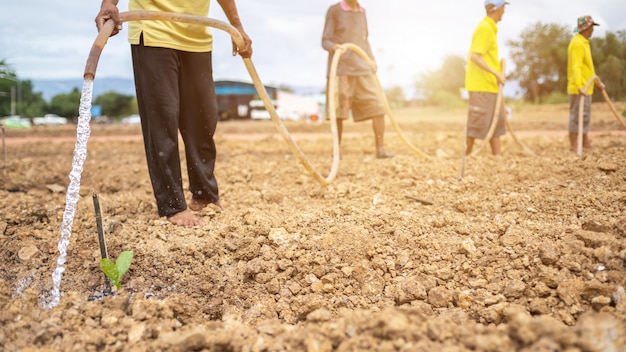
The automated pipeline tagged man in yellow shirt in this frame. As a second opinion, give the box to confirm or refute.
[96,0,253,227]
[464,0,509,156]
[567,15,604,152]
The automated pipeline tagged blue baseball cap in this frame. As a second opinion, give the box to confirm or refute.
[484,0,510,11]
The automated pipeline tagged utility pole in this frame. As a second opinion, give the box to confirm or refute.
[10,86,15,115]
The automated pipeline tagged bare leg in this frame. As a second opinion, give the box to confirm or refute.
[465,137,475,155]
[489,137,501,155]
[372,115,393,158]
[568,132,577,152]
[336,118,343,147]
[582,134,593,150]
[167,209,206,227]
[489,137,500,155]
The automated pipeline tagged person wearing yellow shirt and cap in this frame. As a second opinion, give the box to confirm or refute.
[567,15,605,152]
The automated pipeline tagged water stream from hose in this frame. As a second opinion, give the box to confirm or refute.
[41,78,94,310]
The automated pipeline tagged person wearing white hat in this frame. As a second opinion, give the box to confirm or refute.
[464,0,509,156]
[567,15,604,152]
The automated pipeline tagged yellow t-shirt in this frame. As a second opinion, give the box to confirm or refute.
[128,1,213,52]
[567,34,595,95]
[465,17,500,93]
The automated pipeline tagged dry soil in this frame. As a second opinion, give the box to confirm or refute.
[1,103,626,351]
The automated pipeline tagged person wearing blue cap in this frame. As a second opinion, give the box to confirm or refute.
[567,15,604,152]
[464,0,509,156]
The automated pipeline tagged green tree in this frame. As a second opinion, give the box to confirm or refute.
[597,55,625,101]
[0,60,48,118]
[94,91,137,118]
[414,55,466,106]
[49,87,82,119]
[0,60,18,116]
[278,85,294,93]
[507,22,571,103]
[17,80,47,118]
[591,31,626,101]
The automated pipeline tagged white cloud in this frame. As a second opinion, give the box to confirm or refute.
[1,0,624,91]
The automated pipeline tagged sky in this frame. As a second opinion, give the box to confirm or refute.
[1,0,625,96]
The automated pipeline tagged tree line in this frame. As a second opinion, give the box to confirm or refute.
[0,60,137,120]
[414,22,626,106]
[3,22,626,117]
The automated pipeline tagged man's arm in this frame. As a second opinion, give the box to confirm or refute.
[321,7,339,52]
[570,44,586,95]
[470,52,505,86]
[95,0,122,36]
[217,0,253,58]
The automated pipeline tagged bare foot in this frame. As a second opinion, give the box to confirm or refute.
[189,198,223,212]
[167,209,206,227]
[376,151,394,159]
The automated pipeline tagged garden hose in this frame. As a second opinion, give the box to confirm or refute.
[329,44,431,160]
[86,11,339,185]
[597,82,626,130]
[468,87,504,156]
[466,58,536,157]
[504,116,537,156]
[577,75,598,156]
[575,76,626,156]
[469,59,505,156]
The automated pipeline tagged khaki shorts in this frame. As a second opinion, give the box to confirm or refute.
[328,75,385,122]
[466,91,506,139]
[568,94,591,133]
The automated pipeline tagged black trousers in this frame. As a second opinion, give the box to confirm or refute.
[131,40,219,217]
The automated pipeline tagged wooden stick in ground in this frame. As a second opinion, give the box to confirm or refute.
[504,115,537,156]
[92,191,111,294]
[405,195,434,205]
[485,90,504,142]
[577,75,599,156]
[471,59,506,156]
[577,95,584,156]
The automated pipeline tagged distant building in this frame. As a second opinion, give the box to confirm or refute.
[215,80,276,120]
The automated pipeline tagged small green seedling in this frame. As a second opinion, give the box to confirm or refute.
[100,251,134,289]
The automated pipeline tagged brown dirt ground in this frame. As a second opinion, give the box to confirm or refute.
[1,103,626,351]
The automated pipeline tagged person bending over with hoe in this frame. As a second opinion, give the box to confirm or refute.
[95,0,253,227]
[322,0,393,159]
[567,15,604,152]
[464,0,509,156]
